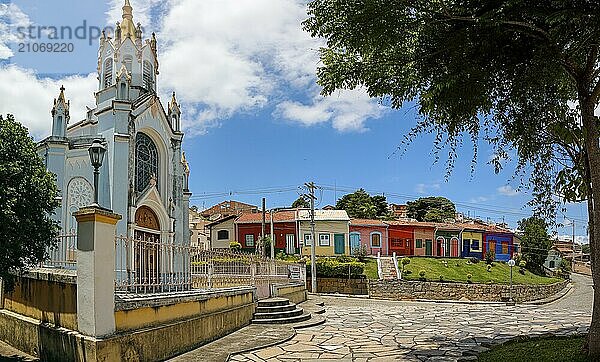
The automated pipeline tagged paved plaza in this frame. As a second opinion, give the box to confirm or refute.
[232,273,593,361]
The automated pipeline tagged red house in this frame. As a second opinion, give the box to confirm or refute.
[349,219,389,256]
[236,210,298,254]
[386,221,416,256]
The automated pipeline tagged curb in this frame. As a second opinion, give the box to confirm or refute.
[523,283,573,305]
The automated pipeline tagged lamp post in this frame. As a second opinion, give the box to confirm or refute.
[507,258,516,306]
[88,139,107,207]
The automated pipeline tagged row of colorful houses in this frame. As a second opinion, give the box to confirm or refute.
[206,209,520,261]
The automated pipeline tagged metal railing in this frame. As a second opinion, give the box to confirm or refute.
[41,231,77,269]
[115,235,306,297]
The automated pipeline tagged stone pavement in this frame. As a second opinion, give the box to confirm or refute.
[232,273,593,361]
[0,340,37,362]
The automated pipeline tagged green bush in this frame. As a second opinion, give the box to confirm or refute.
[519,260,527,275]
[467,273,472,283]
[487,264,492,272]
[419,270,426,281]
[469,257,480,264]
[486,250,496,264]
[352,245,368,262]
[439,275,444,282]
[306,257,365,278]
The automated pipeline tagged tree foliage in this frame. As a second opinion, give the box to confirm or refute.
[291,196,310,209]
[335,189,391,219]
[305,1,600,354]
[406,197,456,222]
[518,217,552,274]
[0,115,59,291]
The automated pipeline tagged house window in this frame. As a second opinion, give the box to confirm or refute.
[245,234,254,247]
[406,240,410,247]
[391,238,402,247]
[304,233,312,246]
[319,234,330,246]
[217,230,229,240]
[549,260,555,268]
[471,240,479,251]
[370,232,382,248]
[416,239,423,248]
[502,241,509,254]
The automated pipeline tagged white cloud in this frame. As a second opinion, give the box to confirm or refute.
[415,182,441,195]
[0,65,96,138]
[0,3,32,59]
[469,196,489,203]
[276,89,386,132]
[497,185,519,197]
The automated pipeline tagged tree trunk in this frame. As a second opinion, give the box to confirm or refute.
[581,99,600,356]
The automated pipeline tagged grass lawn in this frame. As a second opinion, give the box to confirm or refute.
[478,335,591,362]
[400,257,560,285]
[363,257,379,280]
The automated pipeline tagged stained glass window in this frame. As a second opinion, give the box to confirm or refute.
[135,132,159,193]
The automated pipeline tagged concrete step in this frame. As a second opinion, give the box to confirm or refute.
[255,303,297,314]
[252,312,312,325]
[257,298,290,308]
[253,307,304,320]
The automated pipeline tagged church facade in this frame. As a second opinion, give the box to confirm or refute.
[37,0,191,252]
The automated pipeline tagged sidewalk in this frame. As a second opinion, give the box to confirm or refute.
[168,298,326,362]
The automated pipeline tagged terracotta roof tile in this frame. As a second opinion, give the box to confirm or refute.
[350,218,388,226]
[236,210,296,223]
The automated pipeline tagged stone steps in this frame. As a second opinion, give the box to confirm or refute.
[379,257,399,280]
[252,298,312,325]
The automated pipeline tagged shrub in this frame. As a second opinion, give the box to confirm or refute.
[467,273,473,283]
[439,275,444,282]
[487,264,492,272]
[401,257,411,274]
[229,241,242,250]
[419,270,426,281]
[306,258,365,278]
[519,260,527,275]
[352,245,368,262]
[485,250,496,264]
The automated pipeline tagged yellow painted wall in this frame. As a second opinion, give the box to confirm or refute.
[114,291,254,332]
[211,218,236,249]
[462,231,483,253]
[3,274,77,330]
[299,220,349,256]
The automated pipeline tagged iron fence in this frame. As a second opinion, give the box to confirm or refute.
[115,235,305,297]
[40,231,77,269]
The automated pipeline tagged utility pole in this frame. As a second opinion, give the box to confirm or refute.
[270,210,275,259]
[304,182,318,293]
[261,198,266,256]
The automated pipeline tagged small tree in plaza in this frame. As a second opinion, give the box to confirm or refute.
[400,257,411,279]
[0,115,60,291]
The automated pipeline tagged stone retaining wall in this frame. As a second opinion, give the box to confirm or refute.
[306,278,368,295]
[368,279,569,302]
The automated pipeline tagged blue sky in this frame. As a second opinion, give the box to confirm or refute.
[0,0,589,241]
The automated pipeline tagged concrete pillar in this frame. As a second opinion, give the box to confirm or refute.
[74,206,122,337]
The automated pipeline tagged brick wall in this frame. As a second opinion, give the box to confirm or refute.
[368,279,569,303]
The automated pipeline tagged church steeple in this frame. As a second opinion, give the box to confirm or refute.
[51,86,70,138]
[120,0,137,41]
[168,92,181,132]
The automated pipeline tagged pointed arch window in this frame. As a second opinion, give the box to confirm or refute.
[135,132,159,193]
[104,58,113,88]
[123,56,133,74]
[143,61,154,91]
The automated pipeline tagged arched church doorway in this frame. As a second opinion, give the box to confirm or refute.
[134,206,161,289]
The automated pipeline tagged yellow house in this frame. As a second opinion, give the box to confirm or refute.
[298,209,350,256]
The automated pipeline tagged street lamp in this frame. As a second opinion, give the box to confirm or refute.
[88,139,106,207]
[507,258,516,306]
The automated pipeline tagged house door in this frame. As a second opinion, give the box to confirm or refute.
[350,233,361,254]
[425,239,433,256]
[334,234,345,255]
[285,234,295,254]
[134,206,161,289]
[436,237,444,256]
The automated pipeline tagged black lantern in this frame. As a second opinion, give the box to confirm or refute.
[88,139,106,206]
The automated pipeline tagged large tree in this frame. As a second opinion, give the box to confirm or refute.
[292,196,310,209]
[336,189,391,219]
[0,115,60,291]
[406,196,456,222]
[518,216,552,274]
[305,0,600,354]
